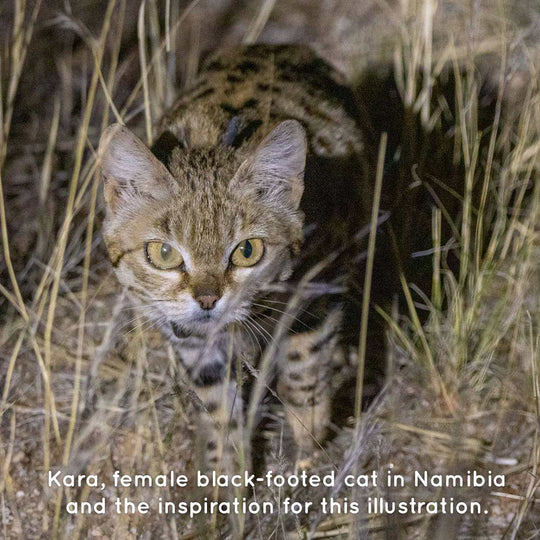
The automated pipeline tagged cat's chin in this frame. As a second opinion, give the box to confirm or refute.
[169,318,224,339]
[170,321,195,339]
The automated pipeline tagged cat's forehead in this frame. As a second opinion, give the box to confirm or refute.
[168,145,242,187]
[154,146,260,259]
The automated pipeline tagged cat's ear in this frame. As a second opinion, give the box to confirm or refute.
[230,120,307,209]
[98,124,178,212]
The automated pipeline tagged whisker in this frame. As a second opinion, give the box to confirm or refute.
[253,298,322,322]
[251,302,315,331]
[117,299,171,314]
[238,320,263,358]
[252,310,301,335]
[119,304,169,329]
[244,317,270,346]
[246,315,274,344]
[126,311,169,335]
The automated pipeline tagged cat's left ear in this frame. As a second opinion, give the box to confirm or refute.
[230,120,307,210]
[98,124,179,212]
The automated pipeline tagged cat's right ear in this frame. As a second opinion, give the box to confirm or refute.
[230,120,307,211]
[98,124,179,212]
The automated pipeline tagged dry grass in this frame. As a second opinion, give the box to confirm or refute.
[0,0,539,538]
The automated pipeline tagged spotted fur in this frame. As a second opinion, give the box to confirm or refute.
[99,44,364,473]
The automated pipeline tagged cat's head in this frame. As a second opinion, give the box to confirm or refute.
[98,120,306,338]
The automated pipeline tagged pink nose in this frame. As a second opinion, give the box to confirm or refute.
[196,294,219,310]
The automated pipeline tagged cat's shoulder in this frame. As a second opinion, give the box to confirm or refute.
[158,44,363,158]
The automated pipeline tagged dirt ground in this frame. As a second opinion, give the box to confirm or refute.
[1,1,539,538]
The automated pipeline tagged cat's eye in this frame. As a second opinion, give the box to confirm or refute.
[145,242,184,270]
[231,238,264,267]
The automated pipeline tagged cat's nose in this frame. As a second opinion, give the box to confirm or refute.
[196,294,220,310]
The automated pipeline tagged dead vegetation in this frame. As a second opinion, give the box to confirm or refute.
[0,0,539,538]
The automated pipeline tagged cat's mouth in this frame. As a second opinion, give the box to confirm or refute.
[169,315,222,339]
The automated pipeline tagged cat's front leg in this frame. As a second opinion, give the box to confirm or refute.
[185,369,248,536]
[277,310,343,453]
[191,373,248,477]
[175,337,248,477]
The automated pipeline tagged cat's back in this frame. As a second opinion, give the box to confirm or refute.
[159,44,363,158]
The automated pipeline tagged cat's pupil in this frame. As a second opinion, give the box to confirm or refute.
[161,243,172,260]
[242,240,253,258]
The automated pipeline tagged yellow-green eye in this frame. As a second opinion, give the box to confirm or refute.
[145,242,183,270]
[231,238,264,267]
